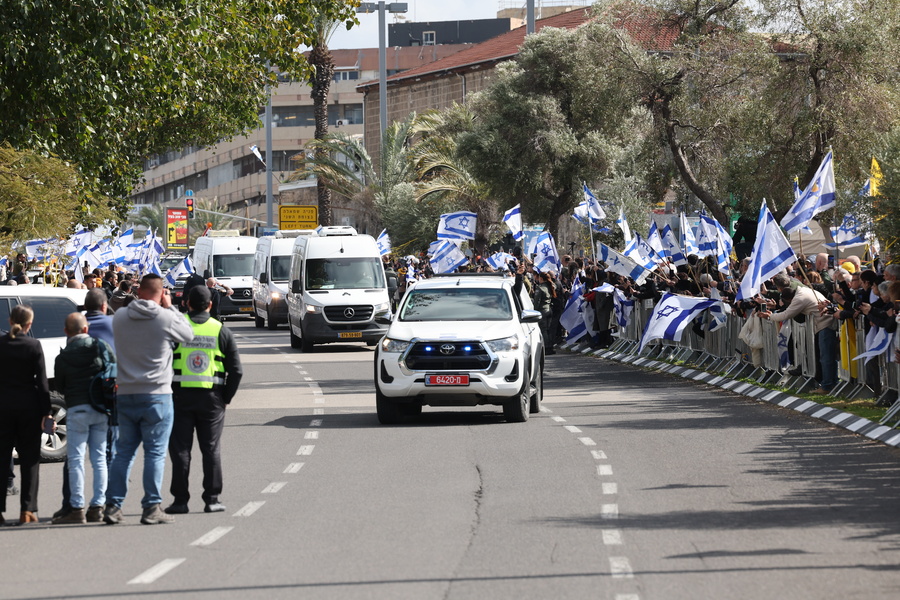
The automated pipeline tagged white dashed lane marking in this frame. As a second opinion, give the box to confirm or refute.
[563,425,582,433]
[127,558,186,585]
[297,445,315,456]
[304,431,319,440]
[609,557,634,579]
[233,501,266,517]
[262,482,287,494]
[313,408,324,415]
[591,450,607,460]
[602,529,623,545]
[551,416,566,422]
[601,504,619,519]
[602,482,618,495]
[190,526,234,547]
[309,419,323,427]
[597,465,613,476]
[284,462,305,473]
[578,437,596,446]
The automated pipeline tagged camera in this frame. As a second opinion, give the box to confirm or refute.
[824,303,838,314]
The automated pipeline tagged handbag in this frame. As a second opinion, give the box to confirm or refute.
[738,312,765,349]
[88,339,118,425]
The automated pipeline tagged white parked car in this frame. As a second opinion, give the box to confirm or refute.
[0,286,88,461]
[373,273,545,424]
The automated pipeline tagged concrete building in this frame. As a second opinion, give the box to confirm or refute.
[130,45,470,234]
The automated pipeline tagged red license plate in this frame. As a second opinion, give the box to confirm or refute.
[425,374,469,386]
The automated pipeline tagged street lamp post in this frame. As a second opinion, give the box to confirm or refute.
[357,2,408,139]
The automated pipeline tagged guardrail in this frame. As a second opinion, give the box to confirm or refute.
[604,298,900,427]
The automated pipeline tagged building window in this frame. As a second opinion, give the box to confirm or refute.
[423,31,435,45]
[332,70,360,82]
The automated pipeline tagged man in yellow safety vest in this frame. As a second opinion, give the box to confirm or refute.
[166,285,243,514]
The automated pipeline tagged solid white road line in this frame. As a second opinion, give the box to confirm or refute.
[233,501,266,517]
[297,445,315,455]
[591,450,608,460]
[283,462,305,473]
[190,526,234,547]
[127,558,186,585]
[578,437,596,446]
[601,504,619,519]
[564,425,582,433]
[597,465,613,476]
[602,482,618,495]
[609,557,634,579]
[309,419,323,427]
[304,431,319,440]
[551,416,566,422]
[261,482,287,494]
[601,529,623,545]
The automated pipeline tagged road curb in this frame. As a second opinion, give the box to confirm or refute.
[560,343,900,449]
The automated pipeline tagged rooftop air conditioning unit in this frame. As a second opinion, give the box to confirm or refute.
[335,119,346,127]
[316,226,357,237]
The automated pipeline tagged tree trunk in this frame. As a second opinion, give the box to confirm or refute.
[309,43,335,227]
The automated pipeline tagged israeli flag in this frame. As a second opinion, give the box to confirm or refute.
[437,211,477,241]
[679,212,699,256]
[624,234,661,271]
[146,261,162,277]
[486,252,514,271]
[164,256,194,288]
[426,241,441,257]
[616,206,632,242]
[502,204,524,241]
[777,320,792,369]
[781,151,837,234]
[660,224,687,266]
[613,288,634,328]
[854,326,894,364]
[376,229,392,256]
[707,288,729,333]
[695,212,719,257]
[25,238,51,260]
[596,241,652,285]
[249,144,265,165]
[700,212,733,273]
[430,240,468,274]
[647,221,665,256]
[826,214,866,249]
[638,292,718,353]
[582,183,607,221]
[572,210,609,233]
[736,199,796,301]
[560,278,587,343]
[533,231,561,274]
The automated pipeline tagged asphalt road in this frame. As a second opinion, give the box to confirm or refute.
[3,320,900,600]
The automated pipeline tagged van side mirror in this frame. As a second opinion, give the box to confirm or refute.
[291,279,302,294]
[203,269,211,279]
[374,314,393,325]
[259,272,268,284]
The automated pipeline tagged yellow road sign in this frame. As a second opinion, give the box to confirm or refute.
[279,205,319,230]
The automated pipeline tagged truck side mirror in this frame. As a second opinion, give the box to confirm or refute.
[259,272,268,284]
[291,279,302,294]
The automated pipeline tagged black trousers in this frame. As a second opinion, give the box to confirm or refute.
[0,409,42,514]
[168,402,226,505]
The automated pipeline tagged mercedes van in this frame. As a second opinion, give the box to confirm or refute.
[253,231,308,329]
[286,226,391,352]
[192,232,258,318]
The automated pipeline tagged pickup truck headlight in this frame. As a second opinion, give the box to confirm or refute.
[381,338,410,353]
[306,304,321,314]
[486,335,519,353]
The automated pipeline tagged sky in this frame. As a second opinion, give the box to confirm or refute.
[329,0,510,50]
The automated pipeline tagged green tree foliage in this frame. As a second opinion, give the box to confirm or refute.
[0,143,116,252]
[457,22,648,238]
[0,0,358,221]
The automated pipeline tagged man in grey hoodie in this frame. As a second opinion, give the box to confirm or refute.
[105,274,193,525]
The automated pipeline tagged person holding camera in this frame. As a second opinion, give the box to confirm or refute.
[0,305,53,525]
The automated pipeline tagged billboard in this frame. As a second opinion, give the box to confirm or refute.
[166,208,189,251]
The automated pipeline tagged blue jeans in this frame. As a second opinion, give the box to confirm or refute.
[817,327,839,391]
[107,394,174,509]
[66,405,109,509]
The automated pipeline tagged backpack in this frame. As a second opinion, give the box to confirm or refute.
[88,339,118,425]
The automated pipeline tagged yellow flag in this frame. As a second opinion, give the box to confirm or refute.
[870,157,883,197]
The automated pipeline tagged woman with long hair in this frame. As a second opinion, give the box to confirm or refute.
[0,305,53,525]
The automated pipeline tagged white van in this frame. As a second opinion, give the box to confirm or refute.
[252,231,308,329]
[192,233,258,318]
[286,226,391,352]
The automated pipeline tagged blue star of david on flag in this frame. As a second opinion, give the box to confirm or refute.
[437,211,477,241]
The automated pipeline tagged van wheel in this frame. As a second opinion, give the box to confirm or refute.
[266,307,278,330]
[254,313,264,328]
[41,392,68,462]
[301,334,314,353]
[289,318,302,349]
[503,368,530,423]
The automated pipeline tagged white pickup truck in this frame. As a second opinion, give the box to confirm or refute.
[373,273,545,424]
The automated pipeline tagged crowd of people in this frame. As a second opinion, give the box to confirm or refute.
[1,262,243,527]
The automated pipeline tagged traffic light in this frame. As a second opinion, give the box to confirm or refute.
[186,197,194,219]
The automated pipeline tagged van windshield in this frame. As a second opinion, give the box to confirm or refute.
[305,258,385,290]
[213,254,254,278]
[270,256,291,281]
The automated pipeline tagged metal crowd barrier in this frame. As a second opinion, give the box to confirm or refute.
[601,295,900,428]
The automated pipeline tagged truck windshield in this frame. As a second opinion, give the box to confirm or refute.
[212,254,254,278]
[400,289,513,321]
[305,257,386,290]
[270,256,291,281]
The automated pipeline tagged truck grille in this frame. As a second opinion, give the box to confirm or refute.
[404,341,492,371]
[324,305,373,322]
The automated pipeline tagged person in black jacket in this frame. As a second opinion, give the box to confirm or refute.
[0,305,54,525]
[165,285,243,515]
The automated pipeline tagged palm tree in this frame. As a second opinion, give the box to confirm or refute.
[307,14,344,227]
